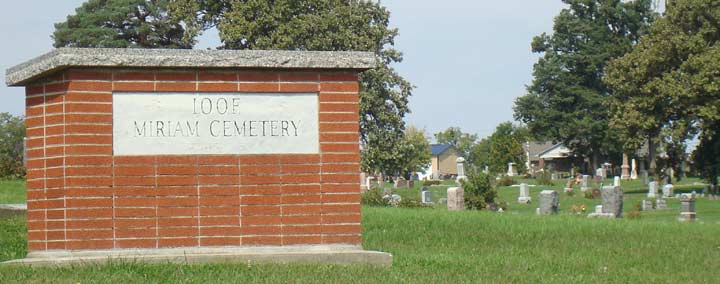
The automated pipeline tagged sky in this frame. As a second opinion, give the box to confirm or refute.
[0,0,569,140]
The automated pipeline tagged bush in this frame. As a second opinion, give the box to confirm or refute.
[361,188,390,207]
[0,113,25,179]
[536,170,554,186]
[422,180,441,186]
[396,197,432,209]
[496,176,516,186]
[462,171,497,210]
[584,189,594,199]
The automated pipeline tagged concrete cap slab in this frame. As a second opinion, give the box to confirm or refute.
[6,48,377,86]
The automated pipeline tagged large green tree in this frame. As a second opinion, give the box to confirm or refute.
[514,0,656,170]
[487,122,528,175]
[433,127,478,159]
[53,0,192,48]
[400,126,431,179]
[0,113,25,179]
[604,0,720,186]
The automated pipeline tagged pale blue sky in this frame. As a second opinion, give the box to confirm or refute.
[1,0,568,139]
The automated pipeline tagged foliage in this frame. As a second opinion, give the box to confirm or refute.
[461,171,497,210]
[398,126,431,179]
[496,176,516,187]
[0,113,25,179]
[487,122,528,174]
[396,197,432,209]
[467,138,490,170]
[693,127,720,189]
[433,127,478,159]
[360,187,390,207]
[605,0,720,183]
[167,0,413,177]
[514,0,656,169]
[584,189,595,200]
[53,0,192,48]
[535,170,555,186]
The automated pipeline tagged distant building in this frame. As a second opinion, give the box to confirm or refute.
[429,144,460,179]
[524,141,573,174]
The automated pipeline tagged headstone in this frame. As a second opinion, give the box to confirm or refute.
[613,176,621,187]
[367,176,376,189]
[662,184,674,198]
[647,181,658,198]
[390,194,402,206]
[447,187,465,211]
[421,190,433,204]
[656,199,667,209]
[439,198,448,205]
[641,170,649,185]
[630,159,638,180]
[621,154,630,180]
[394,178,409,189]
[518,183,532,204]
[456,157,467,183]
[641,200,653,211]
[507,162,517,177]
[594,205,603,214]
[551,173,559,180]
[564,179,574,193]
[537,190,559,215]
[601,186,623,218]
[596,168,604,180]
[581,175,591,191]
[360,172,368,191]
[678,194,696,222]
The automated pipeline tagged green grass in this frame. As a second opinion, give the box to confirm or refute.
[2,208,720,283]
[0,179,25,204]
[2,179,720,283]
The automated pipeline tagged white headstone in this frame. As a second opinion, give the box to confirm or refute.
[596,168,604,179]
[630,159,638,180]
[421,190,433,204]
[662,184,674,198]
[647,181,658,198]
[507,162,517,177]
[456,157,467,183]
[447,187,465,211]
[613,176,621,187]
[581,175,590,191]
[518,183,531,204]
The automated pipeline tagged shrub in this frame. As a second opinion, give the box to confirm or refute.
[627,210,642,219]
[536,170,554,186]
[496,176,516,187]
[397,197,432,209]
[422,180,441,186]
[0,113,25,179]
[565,189,576,197]
[462,171,497,210]
[361,188,390,207]
[584,189,594,199]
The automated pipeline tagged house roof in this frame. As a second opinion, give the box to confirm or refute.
[524,141,555,162]
[537,143,571,159]
[430,144,452,156]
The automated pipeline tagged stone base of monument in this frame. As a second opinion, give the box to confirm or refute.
[1,245,392,267]
[517,197,532,204]
[678,212,696,222]
[587,213,616,218]
[0,204,26,219]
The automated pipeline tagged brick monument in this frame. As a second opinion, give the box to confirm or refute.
[4,48,391,266]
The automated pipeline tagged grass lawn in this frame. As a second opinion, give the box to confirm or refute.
[1,179,720,283]
[0,179,25,204]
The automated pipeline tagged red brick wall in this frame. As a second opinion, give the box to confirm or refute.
[24,69,362,251]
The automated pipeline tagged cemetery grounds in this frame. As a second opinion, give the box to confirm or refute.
[1,178,719,283]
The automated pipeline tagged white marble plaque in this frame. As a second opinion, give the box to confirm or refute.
[113,93,319,155]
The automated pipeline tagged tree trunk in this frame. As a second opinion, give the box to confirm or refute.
[648,135,658,181]
[591,150,599,175]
